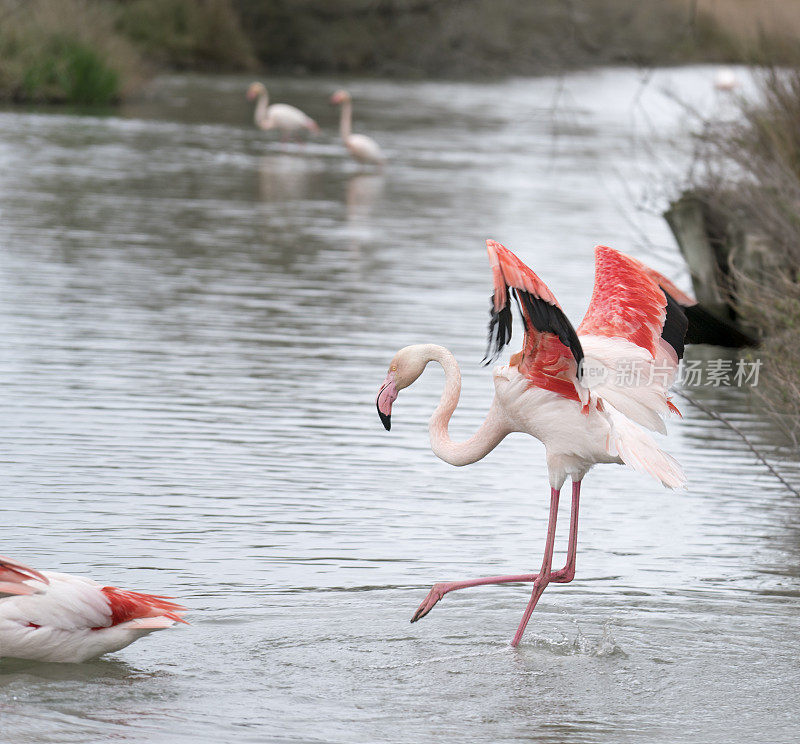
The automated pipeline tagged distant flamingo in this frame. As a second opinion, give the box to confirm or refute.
[246,82,319,141]
[376,240,689,646]
[0,555,186,662]
[714,67,739,92]
[330,90,386,166]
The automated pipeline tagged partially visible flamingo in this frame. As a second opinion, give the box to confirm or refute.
[0,555,187,662]
[330,90,386,166]
[246,82,319,141]
[376,240,689,646]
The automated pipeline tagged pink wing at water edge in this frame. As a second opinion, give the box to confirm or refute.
[485,240,586,403]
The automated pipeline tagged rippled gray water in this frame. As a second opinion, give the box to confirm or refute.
[0,68,798,743]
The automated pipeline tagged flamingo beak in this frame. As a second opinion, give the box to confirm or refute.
[376,374,398,431]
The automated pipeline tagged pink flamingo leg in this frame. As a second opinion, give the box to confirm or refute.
[410,481,581,627]
[558,479,581,583]
[509,486,561,646]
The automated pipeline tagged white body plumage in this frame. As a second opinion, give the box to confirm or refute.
[492,364,621,483]
[378,243,688,492]
[256,102,318,135]
[330,89,386,166]
[344,133,385,165]
[492,352,684,490]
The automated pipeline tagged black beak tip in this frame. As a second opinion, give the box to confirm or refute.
[378,407,391,431]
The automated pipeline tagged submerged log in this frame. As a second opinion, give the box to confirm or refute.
[664,192,759,347]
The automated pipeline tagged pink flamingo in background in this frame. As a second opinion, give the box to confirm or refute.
[246,82,320,141]
[330,90,386,166]
[0,555,186,662]
[376,240,691,646]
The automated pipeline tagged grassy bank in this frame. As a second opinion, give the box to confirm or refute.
[0,0,139,104]
[0,0,254,104]
[235,0,737,77]
[1,0,792,105]
[116,0,255,72]
[682,70,800,440]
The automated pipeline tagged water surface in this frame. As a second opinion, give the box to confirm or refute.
[0,68,798,743]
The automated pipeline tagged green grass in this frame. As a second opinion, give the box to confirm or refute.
[0,0,140,104]
[20,36,119,104]
[0,0,253,105]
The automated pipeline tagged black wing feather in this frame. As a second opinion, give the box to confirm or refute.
[660,290,689,360]
[483,287,513,364]
[483,285,584,374]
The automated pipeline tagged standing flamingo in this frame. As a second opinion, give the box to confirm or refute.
[330,90,386,166]
[376,240,689,646]
[246,82,319,141]
[0,555,186,662]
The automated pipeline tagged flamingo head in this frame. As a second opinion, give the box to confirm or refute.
[246,82,266,101]
[376,345,429,431]
[330,89,351,106]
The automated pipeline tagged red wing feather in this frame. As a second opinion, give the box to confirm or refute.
[487,239,561,311]
[625,256,697,307]
[485,240,583,402]
[578,246,673,357]
[101,586,188,626]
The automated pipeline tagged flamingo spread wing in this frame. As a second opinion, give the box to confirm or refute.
[575,246,687,430]
[485,239,584,403]
[578,245,688,361]
[624,249,758,348]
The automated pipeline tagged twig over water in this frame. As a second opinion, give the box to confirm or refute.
[674,389,800,498]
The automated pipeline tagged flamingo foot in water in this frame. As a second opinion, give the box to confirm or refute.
[410,482,581,646]
[411,575,537,623]
[410,565,577,624]
[410,582,450,623]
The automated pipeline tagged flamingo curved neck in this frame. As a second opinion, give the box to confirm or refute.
[425,345,509,466]
[339,100,352,141]
[255,91,270,124]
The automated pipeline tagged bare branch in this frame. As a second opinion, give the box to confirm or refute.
[674,389,800,498]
